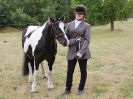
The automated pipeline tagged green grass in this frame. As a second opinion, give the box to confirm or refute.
[0,18,133,99]
[0,96,5,99]
[119,79,133,98]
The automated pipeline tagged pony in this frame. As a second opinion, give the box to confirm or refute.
[22,16,69,92]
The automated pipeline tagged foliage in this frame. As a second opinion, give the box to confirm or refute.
[71,0,133,31]
[0,0,133,29]
[0,0,13,26]
[10,8,39,28]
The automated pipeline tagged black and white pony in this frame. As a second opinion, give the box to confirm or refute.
[22,16,69,92]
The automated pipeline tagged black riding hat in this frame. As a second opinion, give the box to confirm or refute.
[75,5,86,15]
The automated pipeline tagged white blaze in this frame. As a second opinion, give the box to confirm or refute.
[59,22,69,46]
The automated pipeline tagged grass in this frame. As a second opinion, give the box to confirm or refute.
[119,79,133,97]
[0,18,133,99]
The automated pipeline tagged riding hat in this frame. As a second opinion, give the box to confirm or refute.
[75,5,86,15]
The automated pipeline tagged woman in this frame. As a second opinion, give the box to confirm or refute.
[64,5,91,95]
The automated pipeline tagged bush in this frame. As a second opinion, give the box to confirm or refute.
[10,8,39,28]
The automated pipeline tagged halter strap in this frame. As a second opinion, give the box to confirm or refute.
[51,24,64,39]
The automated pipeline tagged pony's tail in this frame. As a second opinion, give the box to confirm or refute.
[22,54,29,76]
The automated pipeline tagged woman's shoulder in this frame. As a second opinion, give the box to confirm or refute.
[83,21,91,27]
[67,20,74,26]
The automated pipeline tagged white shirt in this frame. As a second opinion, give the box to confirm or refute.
[75,19,81,29]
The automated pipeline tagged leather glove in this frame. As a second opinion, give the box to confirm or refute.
[76,36,81,42]
[75,52,82,58]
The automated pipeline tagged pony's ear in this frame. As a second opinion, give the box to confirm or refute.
[48,17,55,24]
[60,16,65,22]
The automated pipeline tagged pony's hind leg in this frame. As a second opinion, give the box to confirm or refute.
[28,62,33,83]
[47,57,55,90]
[40,62,47,79]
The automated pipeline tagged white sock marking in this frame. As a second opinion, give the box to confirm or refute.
[28,63,33,83]
[47,70,54,89]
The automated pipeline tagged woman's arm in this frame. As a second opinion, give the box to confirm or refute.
[65,24,77,47]
[77,24,91,56]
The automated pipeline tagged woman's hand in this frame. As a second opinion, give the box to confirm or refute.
[76,36,81,42]
[75,52,82,58]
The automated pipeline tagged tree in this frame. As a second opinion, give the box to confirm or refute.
[1,0,133,29]
[56,0,70,22]
[10,8,39,28]
[102,0,132,31]
[70,0,104,25]
[0,0,14,27]
[70,0,133,31]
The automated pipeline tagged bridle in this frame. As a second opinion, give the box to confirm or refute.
[50,21,68,46]
[55,33,64,39]
[51,22,65,40]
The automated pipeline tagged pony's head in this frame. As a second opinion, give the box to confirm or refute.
[48,16,69,47]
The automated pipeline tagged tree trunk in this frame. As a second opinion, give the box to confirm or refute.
[65,0,69,23]
[111,19,114,31]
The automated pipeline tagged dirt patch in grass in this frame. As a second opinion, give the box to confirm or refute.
[0,27,20,33]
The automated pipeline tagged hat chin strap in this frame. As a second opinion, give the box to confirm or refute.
[76,19,83,21]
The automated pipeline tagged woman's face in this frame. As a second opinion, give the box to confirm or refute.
[75,13,85,20]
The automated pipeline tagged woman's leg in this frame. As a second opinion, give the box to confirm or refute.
[78,59,87,91]
[66,58,77,91]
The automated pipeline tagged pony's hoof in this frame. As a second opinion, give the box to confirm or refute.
[28,80,33,83]
[43,76,47,80]
[31,89,38,93]
[48,85,54,90]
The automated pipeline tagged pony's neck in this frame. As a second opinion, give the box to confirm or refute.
[42,22,53,38]
[42,22,57,53]
[42,22,56,46]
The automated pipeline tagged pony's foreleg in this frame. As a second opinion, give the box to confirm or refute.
[47,70,54,89]
[40,62,47,79]
[31,60,38,93]
[47,57,55,90]
[28,63,33,83]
